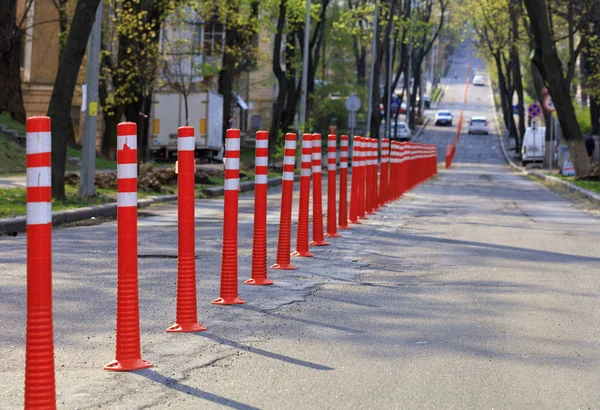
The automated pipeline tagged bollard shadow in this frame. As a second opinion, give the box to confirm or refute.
[239,303,365,334]
[199,333,334,371]
[134,368,260,410]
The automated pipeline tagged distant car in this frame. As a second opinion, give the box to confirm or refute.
[390,122,411,141]
[521,126,547,166]
[473,75,486,86]
[468,116,489,134]
[423,95,430,109]
[434,110,453,126]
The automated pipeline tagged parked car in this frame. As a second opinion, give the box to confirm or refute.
[467,116,489,134]
[390,122,411,141]
[521,126,547,166]
[418,95,430,109]
[434,110,453,126]
[473,75,486,86]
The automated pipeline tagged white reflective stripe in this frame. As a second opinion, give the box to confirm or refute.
[302,154,312,163]
[256,139,268,148]
[301,168,312,177]
[312,153,322,160]
[118,192,137,207]
[283,171,295,180]
[117,135,137,150]
[27,167,51,187]
[226,138,241,151]
[225,157,240,170]
[27,202,52,225]
[340,163,348,169]
[284,156,295,165]
[224,178,240,191]
[255,157,268,166]
[255,174,268,184]
[302,141,312,149]
[178,136,196,151]
[328,140,336,147]
[117,163,137,179]
[340,152,349,158]
[285,140,296,149]
[341,141,349,147]
[312,139,320,147]
[312,166,321,173]
[328,163,336,171]
[26,132,52,154]
[328,151,336,159]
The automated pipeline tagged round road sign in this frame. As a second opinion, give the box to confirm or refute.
[543,95,555,112]
[528,103,542,118]
[541,87,548,95]
[345,95,361,112]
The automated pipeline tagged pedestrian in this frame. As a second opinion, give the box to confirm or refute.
[585,136,595,162]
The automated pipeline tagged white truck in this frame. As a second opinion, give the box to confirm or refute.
[150,91,224,162]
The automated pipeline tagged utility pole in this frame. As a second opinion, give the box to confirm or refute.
[298,0,311,135]
[366,0,379,139]
[385,29,393,144]
[79,0,102,197]
[406,0,413,130]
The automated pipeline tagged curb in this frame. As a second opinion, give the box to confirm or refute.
[493,94,600,207]
[412,117,431,141]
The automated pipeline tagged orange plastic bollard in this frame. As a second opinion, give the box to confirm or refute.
[213,129,245,304]
[364,138,373,215]
[168,126,207,332]
[325,134,341,238]
[105,122,152,372]
[357,137,367,220]
[370,139,379,212]
[246,131,274,284]
[24,116,57,408]
[310,133,329,246]
[379,138,389,206]
[338,135,350,229]
[348,136,361,224]
[271,133,298,270]
[292,133,314,258]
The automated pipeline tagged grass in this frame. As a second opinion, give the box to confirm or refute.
[67,146,117,170]
[431,87,442,103]
[574,103,592,135]
[0,132,26,175]
[551,173,600,194]
[0,112,26,135]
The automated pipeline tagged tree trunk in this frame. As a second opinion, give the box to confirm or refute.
[523,0,589,175]
[510,0,525,150]
[268,0,288,162]
[218,50,235,141]
[0,0,26,124]
[494,54,511,132]
[48,0,102,200]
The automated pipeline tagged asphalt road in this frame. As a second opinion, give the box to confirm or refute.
[2,41,600,409]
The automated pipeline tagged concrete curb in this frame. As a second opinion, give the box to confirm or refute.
[412,117,431,141]
[492,92,600,207]
[0,176,296,235]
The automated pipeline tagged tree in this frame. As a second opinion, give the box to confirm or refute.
[48,0,102,199]
[523,0,592,176]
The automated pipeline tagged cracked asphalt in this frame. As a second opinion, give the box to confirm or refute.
[2,41,600,409]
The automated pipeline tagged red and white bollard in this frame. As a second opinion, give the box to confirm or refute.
[292,133,314,257]
[310,133,329,246]
[379,138,389,207]
[370,138,379,212]
[349,136,361,225]
[271,133,298,270]
[105,122,152,371]
[338,135,350,229]
[357,137,367,220]
[213,129,245,304]
[168,126,206,332]
[325,134,341,238]
[24,116,56,408]
[246,131,274,284]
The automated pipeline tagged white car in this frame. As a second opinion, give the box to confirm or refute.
[468,117,489,134]
[434,110,453,126]
[473,75,486,86]
[390,122,411,141]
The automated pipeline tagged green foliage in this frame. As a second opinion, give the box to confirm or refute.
[0,132,26,175]
[575,104,592,135]
[66,147,118,170]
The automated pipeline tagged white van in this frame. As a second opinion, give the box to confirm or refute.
[521,126,546,166]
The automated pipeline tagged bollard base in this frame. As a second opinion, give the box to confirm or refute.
[291,250,314,257]
[270,263,296,270]
[104,358,152,372]
[309,240,330,246]
[324,232,342,238]
[166,322,207,333]
[244,277,274,286]
[349,220,362,225]
[339,225,351,230]
[212,296,245,305]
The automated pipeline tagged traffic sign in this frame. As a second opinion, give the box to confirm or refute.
[543,95,555,112]
[541,87,548,94]
[528,103,542,118]
[345,95,361,112]
[391,98,400,111]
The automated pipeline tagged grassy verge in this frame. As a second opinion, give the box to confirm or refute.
[431,87,442,103]
[551,174,600,194]
[0,132,26,175]
[0,112,26,135]
[67,146,117,170]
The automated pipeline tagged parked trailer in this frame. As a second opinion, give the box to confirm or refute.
[150,91,224,162]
